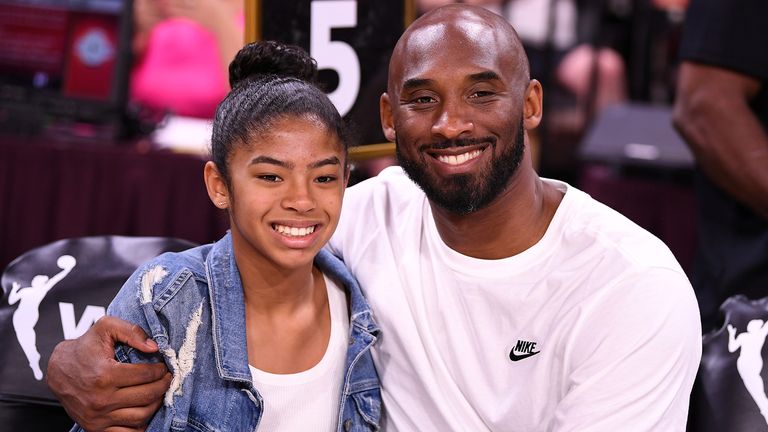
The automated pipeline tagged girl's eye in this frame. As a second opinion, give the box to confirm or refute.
[316,176,337,184]
[258,174,281,182]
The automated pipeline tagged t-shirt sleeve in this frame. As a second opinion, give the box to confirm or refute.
[679,0,768,80]
[551,268,702,431]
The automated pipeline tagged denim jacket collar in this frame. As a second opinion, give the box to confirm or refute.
[205,233,251,383]
[204,233,380,383]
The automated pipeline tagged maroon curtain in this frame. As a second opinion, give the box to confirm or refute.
[0,136,229,271]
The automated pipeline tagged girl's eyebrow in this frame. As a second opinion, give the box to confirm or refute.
[309,156,341,169]
[249,155,291,168]
[249,155,341,170]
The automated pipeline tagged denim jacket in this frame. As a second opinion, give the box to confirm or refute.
[82,233,381,432]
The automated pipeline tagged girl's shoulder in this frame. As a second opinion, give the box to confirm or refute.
[112,244,214,313]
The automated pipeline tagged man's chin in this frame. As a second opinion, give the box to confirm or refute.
[422,178,489,214]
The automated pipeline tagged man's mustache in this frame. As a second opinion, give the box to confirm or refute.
[417,136,497,152]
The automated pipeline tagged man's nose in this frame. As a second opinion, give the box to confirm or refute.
[431,100,474,139]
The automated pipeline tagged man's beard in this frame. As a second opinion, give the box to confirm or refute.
[396,119,525,215]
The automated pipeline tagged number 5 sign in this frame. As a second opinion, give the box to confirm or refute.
[246,0,415,145]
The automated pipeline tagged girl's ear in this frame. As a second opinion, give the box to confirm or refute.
[204,161,229,209]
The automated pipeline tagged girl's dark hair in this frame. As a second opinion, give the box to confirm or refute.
[211,40,350,188]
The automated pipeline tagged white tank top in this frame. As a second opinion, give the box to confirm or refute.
[249,275,349,431]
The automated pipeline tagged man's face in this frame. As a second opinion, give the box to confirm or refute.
[396,119,525,214]
[383,15,531,215]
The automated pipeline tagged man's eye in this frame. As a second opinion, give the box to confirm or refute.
[470,91,495,98]
[316,176,337,184]
[411,96,435,104]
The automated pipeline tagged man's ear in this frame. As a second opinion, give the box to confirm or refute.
[380,92,396,142]
[204,161,229,210]
[343,163,351,188]
[523,79,543,130]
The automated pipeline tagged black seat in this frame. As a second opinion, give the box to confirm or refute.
[0,235,197,429]
[691,295,768,432]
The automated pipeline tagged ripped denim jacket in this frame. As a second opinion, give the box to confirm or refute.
[78,233,381,432]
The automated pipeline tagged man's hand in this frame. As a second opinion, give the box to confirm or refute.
[46,316,172,432]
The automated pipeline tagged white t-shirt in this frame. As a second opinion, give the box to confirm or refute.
[328,167,701,432]
[249,276,348,432]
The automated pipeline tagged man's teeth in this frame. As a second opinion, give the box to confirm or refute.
[273,225,316,237]
[437,149,482,165]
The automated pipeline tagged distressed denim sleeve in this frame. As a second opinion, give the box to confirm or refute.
[106,262,174,431]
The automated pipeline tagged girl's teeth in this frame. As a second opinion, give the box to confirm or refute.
[274,225,315,237]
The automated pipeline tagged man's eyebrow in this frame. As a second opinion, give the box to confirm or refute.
[309,156,341,169]
[402,78,433,92]
[249,156,293,169]
[468,71,502,82]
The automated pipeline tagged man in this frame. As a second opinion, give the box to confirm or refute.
[672,0,768,334]
[48,5,701,431]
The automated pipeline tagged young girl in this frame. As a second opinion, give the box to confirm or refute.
[95,41,381,431]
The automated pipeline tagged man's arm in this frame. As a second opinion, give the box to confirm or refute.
[46,316,171,432]
[551,269,701,431]
[673,62,768,220]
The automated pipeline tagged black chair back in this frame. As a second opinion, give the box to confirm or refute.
[0,235,196,429]
[692,295,768,432]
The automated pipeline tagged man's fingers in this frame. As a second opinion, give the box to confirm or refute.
[110,361,170,388]
[108,371,169,423]
[77,372,168,429]
[97,395,165,431]
[100,402,163,430]
[96,316,158,353]
[112,371,171,406]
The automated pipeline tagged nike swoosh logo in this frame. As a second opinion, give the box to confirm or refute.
[509,350,540,361]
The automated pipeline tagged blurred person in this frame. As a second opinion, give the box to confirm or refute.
[505,0,627,116]
[130,0,244,118]
[673,0,768,333]
[48,5,700,431]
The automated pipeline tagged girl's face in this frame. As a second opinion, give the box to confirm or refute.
[206,115,347,272]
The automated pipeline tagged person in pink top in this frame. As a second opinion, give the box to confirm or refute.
[130,0,244,118]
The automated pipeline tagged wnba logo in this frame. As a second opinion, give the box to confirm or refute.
[6,255,106,381]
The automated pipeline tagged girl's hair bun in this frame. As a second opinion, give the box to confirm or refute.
[228,40,318,88]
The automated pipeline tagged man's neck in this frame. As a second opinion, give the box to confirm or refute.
[429,169,563,260]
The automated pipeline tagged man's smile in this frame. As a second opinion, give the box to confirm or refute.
[434,148,484,166]
[424,142,492,175]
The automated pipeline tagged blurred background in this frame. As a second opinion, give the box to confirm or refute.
[3,0,767,430]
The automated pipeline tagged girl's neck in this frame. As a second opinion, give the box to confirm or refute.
[235,253,321,316]
[237,256,331,374]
